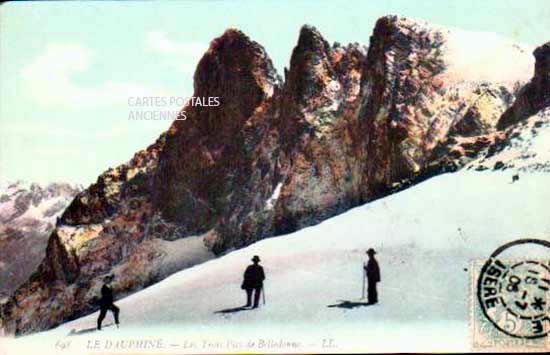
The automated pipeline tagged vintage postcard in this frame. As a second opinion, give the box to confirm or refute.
[0,0,549,353]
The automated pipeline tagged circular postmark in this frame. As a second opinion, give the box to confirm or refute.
[477,239,550,339]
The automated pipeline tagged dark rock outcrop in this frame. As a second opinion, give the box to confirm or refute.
[498,42,550,129]
[153,29,281,241]
[361,16,449,197]
[269,26,369,237]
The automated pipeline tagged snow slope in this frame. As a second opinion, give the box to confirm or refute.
[466,108,550,173]
[3,166,549,353]
[442,27,534,84]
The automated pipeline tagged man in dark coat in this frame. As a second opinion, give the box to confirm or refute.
[241,255,265,308]
[97,274,120,330]
[364,248,380,304]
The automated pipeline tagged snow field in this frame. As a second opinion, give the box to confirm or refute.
[4,169,549,353]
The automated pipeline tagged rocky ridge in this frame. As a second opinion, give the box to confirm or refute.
[497,42,550,129]
[1,16,548,335]
[0,182,81,298]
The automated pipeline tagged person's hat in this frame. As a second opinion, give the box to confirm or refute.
[366,248,376,255]
[103,274,114,282]
[251,255,261,262]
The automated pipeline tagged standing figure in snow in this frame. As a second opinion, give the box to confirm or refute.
[97,274,120,330]
[364,248,380,304]
[241,255,265,308]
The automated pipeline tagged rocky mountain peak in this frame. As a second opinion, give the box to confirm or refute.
[533,41,550,104]
[153,28,282,234]
[533,41,550,77]
[0,181,81,300]
[497,41,550,129]
[194,28,281,100]
[296,25,331,54]
[285,25,336,104]
[362,15,451,195]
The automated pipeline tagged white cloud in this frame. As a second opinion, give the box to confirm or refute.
[145,31,207,72]
[21,43,167,109]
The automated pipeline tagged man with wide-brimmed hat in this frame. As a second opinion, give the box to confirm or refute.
[97,274,120,330]
[364,248,380,304]
[241,255,265,308]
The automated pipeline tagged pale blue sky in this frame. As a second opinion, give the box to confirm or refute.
[1,0,549,185]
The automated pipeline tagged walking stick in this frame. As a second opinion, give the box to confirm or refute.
[362,266,366,299]
[262,285,266,305]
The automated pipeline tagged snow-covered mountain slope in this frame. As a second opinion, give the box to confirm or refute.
[466,108,550,172]
[0,181,81,227]
[4,146,549,353]
[0,182,81,297]
[442,27,534,84]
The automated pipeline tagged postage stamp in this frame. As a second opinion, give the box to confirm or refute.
[471,239,550,351]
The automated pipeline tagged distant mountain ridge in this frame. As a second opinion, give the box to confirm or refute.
[1,15,549,335]
[0,181,81,299]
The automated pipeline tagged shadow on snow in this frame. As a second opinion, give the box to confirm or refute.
[67,323,114,336]
[214,306,253,314]
[327,300,373,309]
